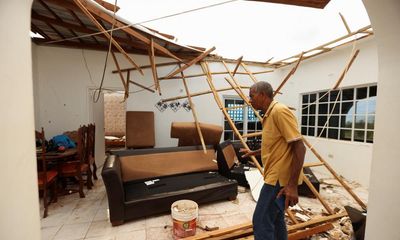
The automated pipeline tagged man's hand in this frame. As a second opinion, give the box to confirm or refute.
[239,148,254,158]
[277,185,298,209]
[239,148,261,158]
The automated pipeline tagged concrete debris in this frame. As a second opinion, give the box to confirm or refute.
[293,169,368,240]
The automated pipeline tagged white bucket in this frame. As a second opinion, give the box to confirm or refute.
[171,200,198,239]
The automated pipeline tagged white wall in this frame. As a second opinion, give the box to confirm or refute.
[363,0,400,239]
[0,1,41,240]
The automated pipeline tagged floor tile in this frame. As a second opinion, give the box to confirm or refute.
[53,222,90,240]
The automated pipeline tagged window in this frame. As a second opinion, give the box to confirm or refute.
[301,84,377,143]
[224,97,262,141]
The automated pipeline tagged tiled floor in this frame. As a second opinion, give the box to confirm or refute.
[40,168,368,240]
[40,170,256,240]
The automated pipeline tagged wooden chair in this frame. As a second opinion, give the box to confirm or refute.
[36,127,58,218]
[87,123,97,180]
[59,126,92,198]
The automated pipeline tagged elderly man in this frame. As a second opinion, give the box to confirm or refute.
[241,81,305,240]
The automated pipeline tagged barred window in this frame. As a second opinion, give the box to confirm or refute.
[301,84,377,143]
[223,97,262,141]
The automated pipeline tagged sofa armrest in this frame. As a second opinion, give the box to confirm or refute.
[101,155,125,225]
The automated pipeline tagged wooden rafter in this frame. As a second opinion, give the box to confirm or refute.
[339,12,351,34]
[161,85,251,103]
[180,69,207,153]
[79,0,184,62]
[273,52,304,97]
[148,38,160,95]
[240,62,258,83]
[129,80,155,93]
[110,51,129,99]
[164,47,216,79]
[332,49,360,89]
[73,0,144,75]
[232,56,243,76]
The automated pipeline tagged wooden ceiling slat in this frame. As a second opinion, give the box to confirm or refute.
[31,22,52,40]
[37,0,84,43]
[68,9,100,44]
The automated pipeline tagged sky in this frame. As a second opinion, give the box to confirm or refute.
[105,0,370,62]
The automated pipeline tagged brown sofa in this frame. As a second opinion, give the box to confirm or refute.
[102,145,238,226]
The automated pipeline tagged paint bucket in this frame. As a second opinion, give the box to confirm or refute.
[171,200,198,239]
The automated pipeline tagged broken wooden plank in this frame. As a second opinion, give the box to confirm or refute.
[332,49,360,89]
[110,51,129,99]
[161,86,251,103]
[273,52,303,97]
[180,69,207,154]
[339,12,351,34]
[303,162,325,168]
[148,38,161,95]
[288,223,334,240]
[240,62,258,83]
[232,56,243,76]
[302,176,334,215]
[164,47,216,79]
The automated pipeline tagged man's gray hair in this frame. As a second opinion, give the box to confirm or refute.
[250,81,273,98]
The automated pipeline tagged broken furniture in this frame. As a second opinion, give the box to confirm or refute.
[170,122,223,147]
[102,145,238,226]
[216,140,252,188]
[125,111,155,149]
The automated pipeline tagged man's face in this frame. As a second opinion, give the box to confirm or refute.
[249,88,263,111]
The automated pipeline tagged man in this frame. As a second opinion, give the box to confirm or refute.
[241,81,306,240]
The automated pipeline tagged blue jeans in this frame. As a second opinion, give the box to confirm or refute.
[252,182,287,240]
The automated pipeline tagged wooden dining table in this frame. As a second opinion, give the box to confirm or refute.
[38,148,77,161]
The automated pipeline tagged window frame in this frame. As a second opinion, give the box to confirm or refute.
[300,84,377,144]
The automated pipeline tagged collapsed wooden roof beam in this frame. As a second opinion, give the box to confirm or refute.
[180,69,207,153]
[164,47,216,79]
[232,56,243,76]
[273,52,304,97]
[110,51,129,100]
[79,0,184,62]
[74,0,144,76]
[332,49,360,89]
[240,62,258,83]
[148,38,161,95]
[113,61,181,73]
[339,12,351,34]
[161,85,251,103]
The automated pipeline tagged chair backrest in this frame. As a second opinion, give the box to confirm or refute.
[36,127,49,185]
[86,123,95,164]
[76,125,88,165]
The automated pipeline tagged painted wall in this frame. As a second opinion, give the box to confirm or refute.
[363,0,400,239]
[33,36,377,187]
[0,1,41,240]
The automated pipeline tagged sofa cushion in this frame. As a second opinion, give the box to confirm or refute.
[170,122,223,146]
[119,148,217,182]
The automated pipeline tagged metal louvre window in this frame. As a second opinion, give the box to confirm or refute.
[300,84,377,143]
[223,97,262,141]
